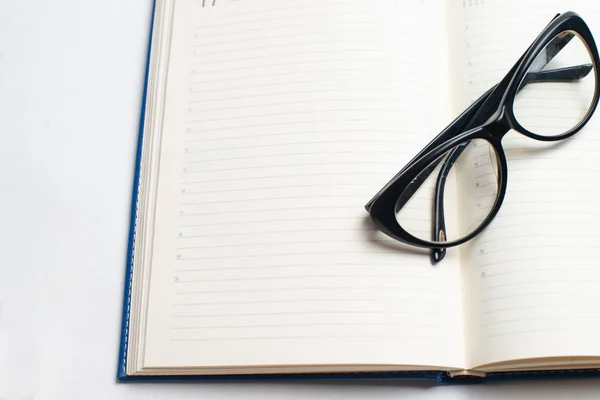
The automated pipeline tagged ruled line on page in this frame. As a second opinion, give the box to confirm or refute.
[191,56,413,74]
[193,11,382,30]
[477,231,600,246]
[171,322,437,330]
[181,171,387,184]
[170,309,434,318]
[189,99,414,113]
[192,36,410,55]
[174,273,437,284]
[195,18,381,38]
[172,298,440,307]
[182,160,399,173]
[482,277,600,291]
[193,10,424,31]
[189,68,415,84]
[480,291,600,303]
[181,149,411,163]
[185,116,419,128]
[191,49,406,68]
[178,204,430,216]
[189,77,416,92]
[174,286,439,296]
[183,129,408,142]
[178,195,368,206]
[175,238,400,251]
[182,140,415,153]
[475,244,592,256]
[172,262,426,273]
[483,329,575,340]
[178,251,403,261]
[186,109,428,123]
[178,183,374,194]
[178,205,358,217]
[169,334,436,342]
[482,301,600,316]
[482,315,600,328]
[188,86,413,100]
[192,30,393,47]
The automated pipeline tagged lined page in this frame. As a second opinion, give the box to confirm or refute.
[141,0,466,371]
[450,0,600,369]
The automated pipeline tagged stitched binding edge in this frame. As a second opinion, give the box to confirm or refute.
[120,194,139,376]
[118,0,157,380]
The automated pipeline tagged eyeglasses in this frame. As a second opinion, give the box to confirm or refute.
[365,11,600,264]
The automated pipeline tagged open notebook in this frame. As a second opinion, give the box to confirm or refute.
[118,0,600,383]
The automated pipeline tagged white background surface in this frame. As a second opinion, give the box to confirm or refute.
[1,0,600,398]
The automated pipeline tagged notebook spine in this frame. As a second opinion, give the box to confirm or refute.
[117,0,157,380]
[447,369,487,378]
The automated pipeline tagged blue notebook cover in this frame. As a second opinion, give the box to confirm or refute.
[117,0,600,384]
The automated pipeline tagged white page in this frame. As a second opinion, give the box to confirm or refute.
[450,0,600,369]
[140,0,466,372]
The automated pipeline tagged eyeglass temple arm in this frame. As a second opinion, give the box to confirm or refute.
[522,63,593,86]
[429,62,592,263]
[429,35,591,263]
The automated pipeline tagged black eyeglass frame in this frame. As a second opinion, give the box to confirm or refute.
[365,11,600,256]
